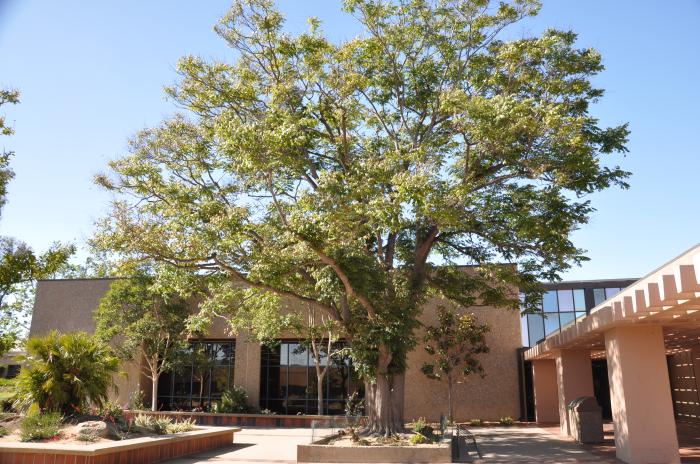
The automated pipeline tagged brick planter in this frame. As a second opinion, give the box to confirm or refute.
[0,426,238,464]
[126,410,357,428]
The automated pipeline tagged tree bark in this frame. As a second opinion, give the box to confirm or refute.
[447,376,453,422]
[317,372,325,415]
[364,345,405,436]
[151,374,158,412]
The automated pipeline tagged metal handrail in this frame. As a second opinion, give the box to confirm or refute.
[455,423,482,459]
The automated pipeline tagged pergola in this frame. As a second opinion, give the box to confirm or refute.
[524,244,700,464]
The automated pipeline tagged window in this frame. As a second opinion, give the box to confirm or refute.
[573,289,586,311]
[543,291,558,312]
[557,290,574,311]
[544,314,559,336]
[157,341,235,411]
[260,341,363,415]
[520,316,529,347]
[605,287,621,299]
[559,312,575,328]
[593,288,606,306]
[527,314,545,345]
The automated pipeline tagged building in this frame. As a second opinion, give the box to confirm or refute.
[28,277,522,422]
[28,244,700,463]
[525,244,700,463]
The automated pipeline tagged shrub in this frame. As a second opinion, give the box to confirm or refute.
[132,414,174,435]
[19,413,62,442]
[99,402,124,423]
[215,386,251,413]
[412,417,433,437]
[499,416,514,426]
[470,418,483,426]
[14,331,119,416]
[167,418,196,433]
[133,413,154,431]
[128,390,146,410]
[76,428,99,442]
[410,433,429,445]
[150,416,172,435]
[0,425,8,437]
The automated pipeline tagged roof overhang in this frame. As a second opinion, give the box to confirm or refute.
[525,244,700,361]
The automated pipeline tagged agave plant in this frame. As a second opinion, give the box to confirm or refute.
[14,331,119,416]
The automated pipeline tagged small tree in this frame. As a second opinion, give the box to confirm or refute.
[95,272,190,411]
[14,331,119,415]
[421,308,490,422]
[298,308,344,415]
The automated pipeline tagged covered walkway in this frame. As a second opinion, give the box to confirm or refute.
[525,244,700,464]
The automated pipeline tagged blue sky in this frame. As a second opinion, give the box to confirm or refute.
[0,0,698,281]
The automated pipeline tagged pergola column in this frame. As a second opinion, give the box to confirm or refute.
[605,325,679,464]
[555,349,594,436]
[532,359,559,423]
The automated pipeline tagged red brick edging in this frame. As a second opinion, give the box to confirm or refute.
[0,426,237,464]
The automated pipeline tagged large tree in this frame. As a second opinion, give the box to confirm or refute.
[94,0,629,434]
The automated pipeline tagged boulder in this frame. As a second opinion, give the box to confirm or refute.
[76,420,109,439]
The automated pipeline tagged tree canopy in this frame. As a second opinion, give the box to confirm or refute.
[95,0,629,433]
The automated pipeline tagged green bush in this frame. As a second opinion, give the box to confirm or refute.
[98,402,124,423]
[499,416,514,426]
[150,416,172,435]
[0,425,8,437]
[215,386,251,413]
[14,331,119,416]
[19,413,62,442]
[128,390,146,410]
[167,418,196,433]
[469,418,483,426]
[132,414,175,435]
[412,417,434,437]
[410,433,428,445]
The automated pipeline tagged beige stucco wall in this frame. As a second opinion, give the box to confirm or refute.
[30,278,522,419]
[30,278,144,406]
[404,298,522,422]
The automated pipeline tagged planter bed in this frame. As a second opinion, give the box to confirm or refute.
[297,434,452,463]
[126,410,358,428]
[0,426,239,464]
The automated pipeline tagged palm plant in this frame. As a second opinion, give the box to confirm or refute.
[14,331,119,415]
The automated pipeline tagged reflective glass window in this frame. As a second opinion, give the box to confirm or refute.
[544,314,559,335]
[593,288,606,306]
[557,290,574,311]
[573,289,586,311]
[543,291,558,312]
[520,316,529,347]
[559,312,575,328]
[157,340,235,411]
[527,314,545,344]
[605,287,621,299]
[259,340,362,415]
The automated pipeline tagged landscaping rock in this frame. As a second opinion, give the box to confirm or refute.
[76,421,109,439]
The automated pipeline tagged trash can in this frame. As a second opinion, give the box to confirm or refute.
[567,396,603,444]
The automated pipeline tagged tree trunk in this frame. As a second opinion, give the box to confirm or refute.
[151,373,159,412]
[447,376,453,422]
[317,372,325,416]
[364,345,405,436]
